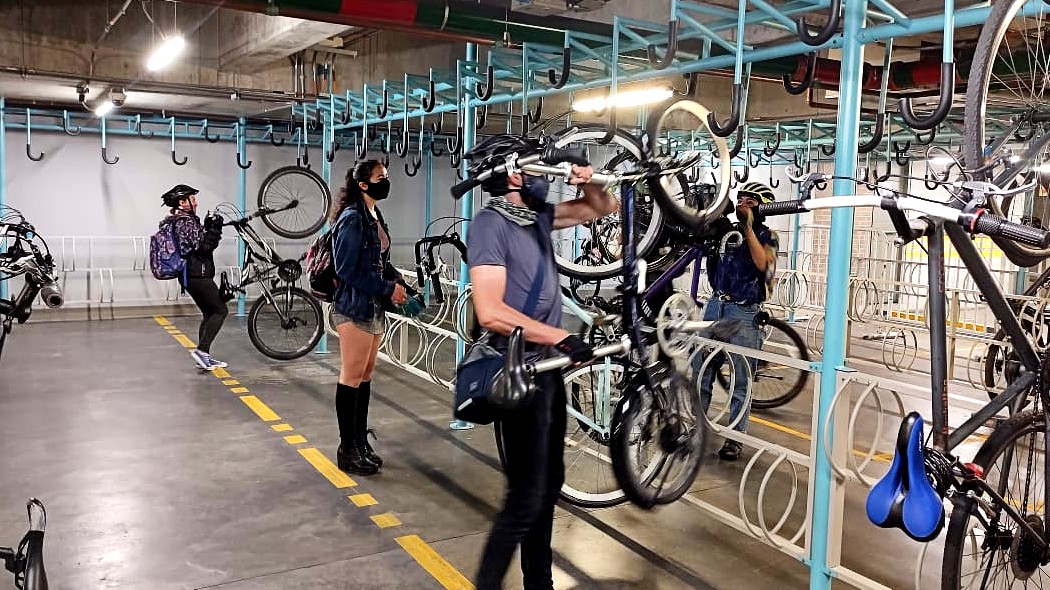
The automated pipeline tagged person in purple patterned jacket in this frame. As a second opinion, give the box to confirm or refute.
[160,184,227,371]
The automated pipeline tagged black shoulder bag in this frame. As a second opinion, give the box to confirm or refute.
[453,224,548,425]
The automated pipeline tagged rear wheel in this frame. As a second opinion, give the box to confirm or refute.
[942,409,1049,588]
[715,317,811,410]
[247,286,323,360]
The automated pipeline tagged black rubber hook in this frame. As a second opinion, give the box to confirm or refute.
[796,0,841,47]
[783,53,817,95]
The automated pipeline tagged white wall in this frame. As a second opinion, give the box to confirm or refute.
[3,127,463,308]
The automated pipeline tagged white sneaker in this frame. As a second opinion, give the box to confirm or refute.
[190,349,210,370]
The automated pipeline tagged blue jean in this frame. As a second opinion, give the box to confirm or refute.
[693,299,763,433]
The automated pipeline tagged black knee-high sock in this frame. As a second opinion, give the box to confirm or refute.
[336,383,358,447]
[356,381,371,436]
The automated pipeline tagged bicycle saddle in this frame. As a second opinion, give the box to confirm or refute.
[866,412,945,542]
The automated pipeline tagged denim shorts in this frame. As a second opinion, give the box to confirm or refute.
[331,309,386,335]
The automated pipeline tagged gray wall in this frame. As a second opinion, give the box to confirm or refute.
[3,127,464,308]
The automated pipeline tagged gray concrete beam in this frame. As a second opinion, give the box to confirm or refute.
[216,12,352,72]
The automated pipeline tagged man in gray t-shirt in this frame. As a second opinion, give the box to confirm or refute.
[467,162,617,590]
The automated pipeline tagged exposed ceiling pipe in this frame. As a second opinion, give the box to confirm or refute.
[89,0,137,79]
[176,0,611,46]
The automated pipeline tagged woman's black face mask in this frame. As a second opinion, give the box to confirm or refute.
[520,175,550,210]
[365,178,391,201]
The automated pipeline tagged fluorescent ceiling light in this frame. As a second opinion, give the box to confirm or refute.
[572,87,674,113]
[929,156,955,165]
[147,35,186,72]
[93,100,115,117]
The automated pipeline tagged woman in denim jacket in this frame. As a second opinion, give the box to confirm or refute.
[330,160,408,475]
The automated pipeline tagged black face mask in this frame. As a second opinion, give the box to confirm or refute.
[520,175,550,211]
[365,178,391,201]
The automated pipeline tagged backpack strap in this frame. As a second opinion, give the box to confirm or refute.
[521,222,549,317]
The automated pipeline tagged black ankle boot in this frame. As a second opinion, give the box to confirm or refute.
[357,382,383,468]
[337,443,379,475]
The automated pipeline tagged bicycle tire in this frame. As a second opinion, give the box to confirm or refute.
[941,409,1048,588]
[257,166,331,239]
[561,362,628,507]
[247,286,323,360]
[714,317,810,410]
[610,366,705,508]
[962,0,1050,267]
[644,96,732,232]
[549,127,665,281]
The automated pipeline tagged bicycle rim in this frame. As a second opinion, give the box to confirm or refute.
[611,368,705,508]
[750,318,811,410]
[247,287,323,360]
[257,167,331,239]
[963,0,1050,266]
[549,127,665,281]
[644,96,732,231]
[942,409,1049,588]
[561,362,628,508]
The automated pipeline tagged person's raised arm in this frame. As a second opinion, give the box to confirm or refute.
[553,165,619,230]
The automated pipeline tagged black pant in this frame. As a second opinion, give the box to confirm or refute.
[183,277,228,353]
[476,371,566,590]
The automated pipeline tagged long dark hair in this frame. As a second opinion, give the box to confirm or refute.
[329,159,383,222]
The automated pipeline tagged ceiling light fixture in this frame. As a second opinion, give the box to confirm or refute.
[572,87,674,113]
[147,35,186,71]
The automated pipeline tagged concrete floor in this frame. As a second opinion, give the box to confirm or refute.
[0,316,950,589]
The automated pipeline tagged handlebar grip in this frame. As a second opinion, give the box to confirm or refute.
[39,281,63,309]
[543,147,589,166]
[757,200,808,216]
[431,273,445,304]
[451,176,482,200]
[971,213,1050,248]
[415,266,426,289]
[22,530,47,590]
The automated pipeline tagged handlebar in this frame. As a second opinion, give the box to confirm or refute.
[756,195,1050,248]
[413,234,468,303]
[2,499,47,590]
[450,146,614,200]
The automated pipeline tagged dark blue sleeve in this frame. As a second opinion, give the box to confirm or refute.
[333,210,395,298]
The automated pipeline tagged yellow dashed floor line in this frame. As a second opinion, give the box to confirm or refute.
[298,448,357,488]
[239,395,281,422]
[349,493,378,507]
[154,316,475,588]
[371,513,402,529]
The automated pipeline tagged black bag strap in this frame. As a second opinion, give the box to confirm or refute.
[521,221,549,316]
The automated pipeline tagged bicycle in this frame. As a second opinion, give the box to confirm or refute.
[453,97,737,509]
[0,207,63,363]
[215,201,323,360]
[1,499,48,590]
[747,163,1050,588]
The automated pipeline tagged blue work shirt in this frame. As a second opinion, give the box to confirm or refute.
[707,223,779,305]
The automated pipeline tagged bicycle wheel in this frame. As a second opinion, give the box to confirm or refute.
[718,318,810,410]
[548,127,667,281]
[644,96,732,231]
[257,166,331,239]
[942,409,1049,588]
[610,365,706,508]
[963,0,1050,267]
[247,286,323,360]
[561,361,628,507]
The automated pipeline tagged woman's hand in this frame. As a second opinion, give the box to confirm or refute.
[391,282,409,305]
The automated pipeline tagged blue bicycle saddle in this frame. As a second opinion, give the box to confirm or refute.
[865,412,945,542]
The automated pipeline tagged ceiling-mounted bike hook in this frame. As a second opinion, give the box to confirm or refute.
[24,109,44,162]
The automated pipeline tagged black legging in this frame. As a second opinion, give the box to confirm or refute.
[183,277,228,353]
[476,371,566,590]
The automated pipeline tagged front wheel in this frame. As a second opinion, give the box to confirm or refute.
[714,317,811,410]
[610,366,705,508]
[942,409,1049,588]
[257,166,331,239]
[247,286,323,360]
